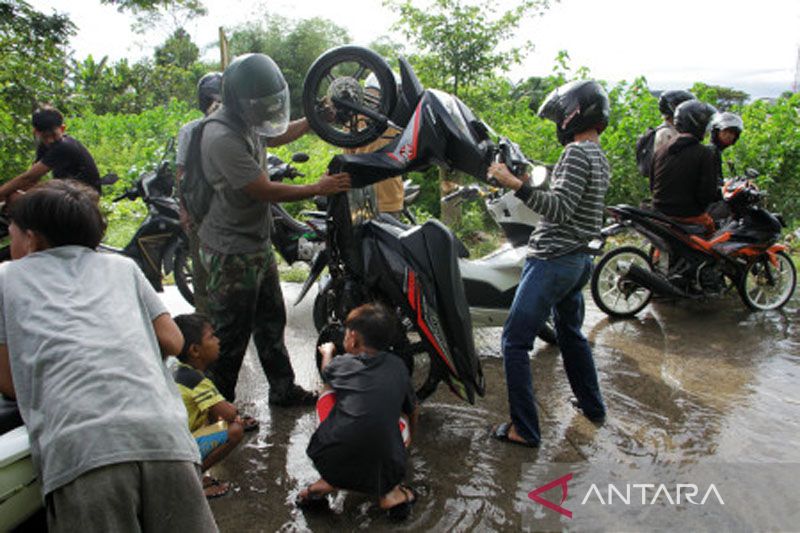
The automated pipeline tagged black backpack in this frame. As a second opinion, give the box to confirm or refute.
[635,126,659,177]
[179,115,242,224]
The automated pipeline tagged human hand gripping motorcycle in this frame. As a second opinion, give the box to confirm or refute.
[487,162,526,191]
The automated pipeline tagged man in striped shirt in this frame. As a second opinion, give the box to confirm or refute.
[488,80,610,448]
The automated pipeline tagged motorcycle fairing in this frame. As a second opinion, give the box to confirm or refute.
[328,90,493,188]
[359,219,484,403]
[123,213,182,291]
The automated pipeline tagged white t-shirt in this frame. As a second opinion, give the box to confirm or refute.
[0,246,199,495]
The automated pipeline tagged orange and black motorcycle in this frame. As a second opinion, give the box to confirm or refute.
[590,174,796,317]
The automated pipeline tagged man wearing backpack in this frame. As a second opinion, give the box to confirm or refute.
[197,53,350,407]
[175,72,223,314]
[636,90,695,187]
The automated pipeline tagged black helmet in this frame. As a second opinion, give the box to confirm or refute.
[535,80,610,146]
[222,53,290,136]
[197,72,222,113]
[658,90,695,118]
[674,100,718,140]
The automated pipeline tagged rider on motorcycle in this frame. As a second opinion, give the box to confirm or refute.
[651,99,719,235]
[709,111,744,181]
[654,90,696,153]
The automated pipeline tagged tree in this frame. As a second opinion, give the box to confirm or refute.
[100,0,207,36]
[0,0,75,178]
[690,82,750,111]
[155,27,199,69]
[227,15,351,117]
[385,0,551,97]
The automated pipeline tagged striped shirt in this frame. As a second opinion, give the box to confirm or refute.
[515,141,610,259]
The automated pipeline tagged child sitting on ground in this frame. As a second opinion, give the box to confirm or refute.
[0,180,216,531]
[173,313,244,499]
[297,303,419,520]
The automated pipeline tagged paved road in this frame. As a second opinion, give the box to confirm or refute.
[159,283,800,531]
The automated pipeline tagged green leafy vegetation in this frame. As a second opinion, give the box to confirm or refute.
[0,0,798,267]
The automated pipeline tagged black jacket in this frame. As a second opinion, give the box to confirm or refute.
[651,134,719,217]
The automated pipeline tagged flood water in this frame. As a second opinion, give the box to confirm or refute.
[163,283,800,531]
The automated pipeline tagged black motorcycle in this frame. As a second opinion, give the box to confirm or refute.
[299,46,537,403]
[98,145,193,305]
[591,172,796,317]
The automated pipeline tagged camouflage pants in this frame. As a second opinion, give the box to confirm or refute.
[187,225,209,314]
[200,245,295,402]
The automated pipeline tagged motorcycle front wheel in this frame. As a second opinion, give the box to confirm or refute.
[737,250,796,311]
[591,246,653,318]
[174,242,195,306]
[302,45,397,148]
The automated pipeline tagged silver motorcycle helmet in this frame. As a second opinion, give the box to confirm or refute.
[222,53,290,137]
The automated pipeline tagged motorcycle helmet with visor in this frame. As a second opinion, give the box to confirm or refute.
[674,100,718,140]
[197,72,222,113]
[222,53,290,137]
[658,90,695,118]
[535,79,610,146]
[710,111,743,148]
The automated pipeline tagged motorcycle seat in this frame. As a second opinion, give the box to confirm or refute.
[621,205,708,235]
[0,397,23,434]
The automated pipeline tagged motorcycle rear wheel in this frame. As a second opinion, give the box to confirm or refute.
[302,45,397,148]
[174,242,195,306]
[737,250,796,311]
[591,246,653,318]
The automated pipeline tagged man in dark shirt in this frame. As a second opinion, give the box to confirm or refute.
[0,106,100,201]
[651,100,719,234]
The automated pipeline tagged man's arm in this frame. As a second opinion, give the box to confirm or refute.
[0,162,50,200]
[697,147,722,208]
[490,146,590,224]
[152,313,184,359]
[242,171,350,203]
[0,345,15,399]
[265,118,310,148]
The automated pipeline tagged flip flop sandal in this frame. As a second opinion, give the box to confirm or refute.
[386,485,417,521]
[203,478,231,499]
[294,486,330,510]
[489,422,538,448]
[241,414,260,432]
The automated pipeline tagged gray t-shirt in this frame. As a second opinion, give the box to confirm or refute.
[0,246,200,495]
[175,117,201,167]
[198,108,272,254]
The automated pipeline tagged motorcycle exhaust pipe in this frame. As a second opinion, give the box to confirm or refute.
[621,263,688,299]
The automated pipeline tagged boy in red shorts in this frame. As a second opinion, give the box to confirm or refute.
[297,303,419,520]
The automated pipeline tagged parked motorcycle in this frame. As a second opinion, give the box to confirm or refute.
[441,177,557,344]
[590,173,796,317]
[299,46,538,403]
[98,144,193,305]
[268,153,328,266]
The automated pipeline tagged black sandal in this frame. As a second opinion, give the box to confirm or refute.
[386,485,417,521]
[295,486,330,510]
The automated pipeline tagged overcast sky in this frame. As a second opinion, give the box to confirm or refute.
[30,0,800,98]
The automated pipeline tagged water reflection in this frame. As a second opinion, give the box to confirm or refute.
[204,286,799,531]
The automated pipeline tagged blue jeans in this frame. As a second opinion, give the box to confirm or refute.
[501,252,605,445]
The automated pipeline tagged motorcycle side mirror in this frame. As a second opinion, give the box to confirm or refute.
[529,165,549,188]
[470,120,490,141]
[100,173,119,186]
[292,152,309,163]
[745,168,759,179]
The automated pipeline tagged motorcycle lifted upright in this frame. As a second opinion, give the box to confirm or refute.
[299,46,542,403]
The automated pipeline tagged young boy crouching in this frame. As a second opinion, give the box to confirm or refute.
[173,313,244,498]
[297,303,419,520]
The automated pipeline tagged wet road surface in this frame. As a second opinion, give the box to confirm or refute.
[161,283,800,531]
